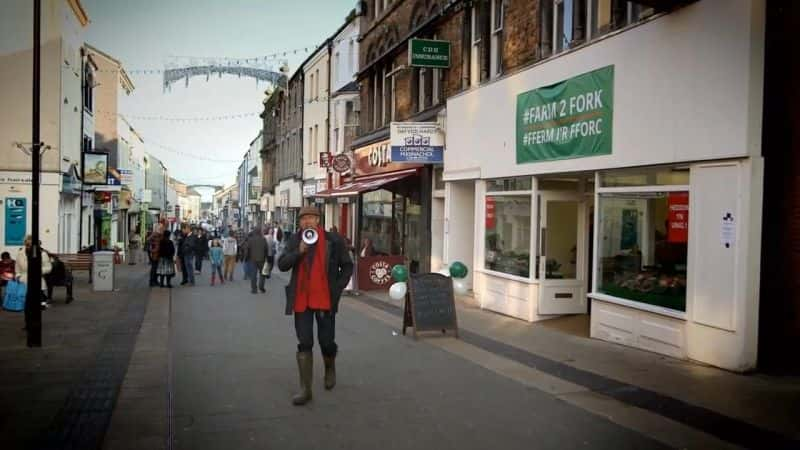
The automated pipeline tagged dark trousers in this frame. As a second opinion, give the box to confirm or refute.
[46,283,73,302]
[181,255,195,284]
[195,254,204,272]
[249,260,266,292]
[265,255,274,278]
[294,309,337,357]
[149,259,159,286]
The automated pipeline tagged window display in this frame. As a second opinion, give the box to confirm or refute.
[596,192,688,311]
[485,195,532,277]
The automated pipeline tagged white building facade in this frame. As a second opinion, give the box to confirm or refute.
[443,0,765,372]
[0,0,90,256]
[326,15,360,234]
[302,44,330,213]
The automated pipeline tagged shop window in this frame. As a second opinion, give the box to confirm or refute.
[486,176,532,192]
[485,195,532,277]
[596,191,689,312]
[600,166,689,187]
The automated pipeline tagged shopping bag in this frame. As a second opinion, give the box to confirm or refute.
[2,280,27,312]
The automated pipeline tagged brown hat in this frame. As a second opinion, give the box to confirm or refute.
[298,206,321,219]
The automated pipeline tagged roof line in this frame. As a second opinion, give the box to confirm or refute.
[83,43,136,92]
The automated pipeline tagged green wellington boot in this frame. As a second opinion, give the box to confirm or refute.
[323,355,336,390]
[292,352,313,405]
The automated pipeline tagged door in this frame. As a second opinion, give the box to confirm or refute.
[538,191,588,315]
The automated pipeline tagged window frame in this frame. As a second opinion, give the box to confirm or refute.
[481,177,536,282]
[470,6,481,87]
[591,171,691,319]
[490,0,504,78]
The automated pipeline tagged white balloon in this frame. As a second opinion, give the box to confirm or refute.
[453,280,468,295]
[437,268,451,277]
[389,282,407,300]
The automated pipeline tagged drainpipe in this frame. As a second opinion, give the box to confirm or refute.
[326,38,333,227]
[78,48,86,251]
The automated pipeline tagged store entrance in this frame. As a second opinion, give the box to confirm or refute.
[535,176,595,336]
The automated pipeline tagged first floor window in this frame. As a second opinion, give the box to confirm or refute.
[485,194,532,278]
[596,191,689,312]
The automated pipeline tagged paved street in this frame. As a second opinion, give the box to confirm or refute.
[167,271,665,450]
[3,264,800,450]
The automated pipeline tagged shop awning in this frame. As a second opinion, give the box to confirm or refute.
[316,169,418,198]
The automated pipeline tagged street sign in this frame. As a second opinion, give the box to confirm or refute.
[390,122,444,163]
[408,38,450,68]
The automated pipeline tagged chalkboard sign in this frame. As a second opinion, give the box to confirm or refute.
[403,273,459,339]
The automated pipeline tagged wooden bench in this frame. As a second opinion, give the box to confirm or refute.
[53,253,93,283]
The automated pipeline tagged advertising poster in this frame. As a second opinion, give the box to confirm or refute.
[4,198,26,246]
[668,192,689,243]
[83,152,109,185]
[517,66,614,163]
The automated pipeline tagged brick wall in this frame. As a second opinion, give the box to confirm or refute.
[503,0,541,72]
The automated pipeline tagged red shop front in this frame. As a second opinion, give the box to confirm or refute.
[316,140,431,290]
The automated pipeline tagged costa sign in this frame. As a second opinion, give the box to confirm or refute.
[354,139,422,176]
[332,154,351,173]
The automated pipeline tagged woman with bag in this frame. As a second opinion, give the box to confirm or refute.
[16,235,52,310]
[157,230,176,288]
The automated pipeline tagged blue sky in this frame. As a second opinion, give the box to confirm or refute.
[83,0,357,199]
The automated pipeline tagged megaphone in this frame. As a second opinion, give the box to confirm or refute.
[302,227,319,245]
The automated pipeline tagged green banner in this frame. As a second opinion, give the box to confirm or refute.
[408,38,450,68]
[516,66,614,163]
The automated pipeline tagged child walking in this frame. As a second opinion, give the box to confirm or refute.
[209,239,224,286]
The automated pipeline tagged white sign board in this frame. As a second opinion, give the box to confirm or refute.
[118,169,134,185]
[390,122,444,163]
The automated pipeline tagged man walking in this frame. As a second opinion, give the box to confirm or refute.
[195,228,209,274]
[242,229,268,294]
[179,226,198,286]
[264,227,276,278]
[148,226,161,287]
[222,231,238,281]
[278,206,353,406]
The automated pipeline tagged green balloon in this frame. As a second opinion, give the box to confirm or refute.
[391,265,409,282]
[449,261,468,279]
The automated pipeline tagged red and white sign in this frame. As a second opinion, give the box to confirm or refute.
[485,197,496,230]
[667,192,689,243]
[320,152,331,167]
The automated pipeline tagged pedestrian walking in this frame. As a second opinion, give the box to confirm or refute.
[148,227,161,286]
[157,230,176,288]
[263,227,276,279]
[209,239,224,286]
[278,206,353,406]
[179,226,198,286]
[222,231,238,281]
[195,229,208,273]
[242,228,268,294]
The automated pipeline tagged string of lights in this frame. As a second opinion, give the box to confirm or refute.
[146,140,242,163]
[84,36,358,75]
[95,110,262,122]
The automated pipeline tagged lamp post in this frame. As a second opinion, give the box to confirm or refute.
[25,0,43,347]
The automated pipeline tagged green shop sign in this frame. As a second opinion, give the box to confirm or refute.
[408,38,450,68]
[516,65,614,163]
